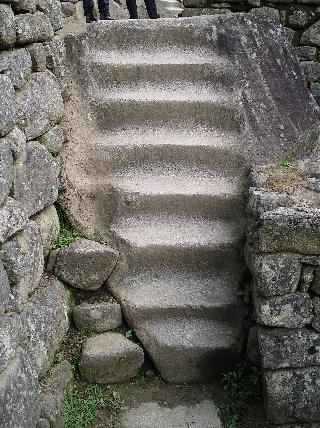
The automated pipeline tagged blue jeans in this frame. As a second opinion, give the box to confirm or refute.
[126,0,158,18]
[83,0,109,15]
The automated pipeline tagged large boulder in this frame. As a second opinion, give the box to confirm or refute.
[13,141,59,217]
[0,4,16,49]
[73,301,122,332]
[16,70,64,140]
[79,332,144,383]
[15,12,54,45]
[0,197,28,244]
[54,239,119,290]
[0,75,16,138]
[0,313,21,373]
[20,277,70,375]
[0,351,41,428]
[0,49,32,90]
[33,205,60,257]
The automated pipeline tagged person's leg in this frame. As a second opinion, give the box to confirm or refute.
[83,0,97,21]
[126,0,139,19]
[144,0,159,18]
[98,0,113,19]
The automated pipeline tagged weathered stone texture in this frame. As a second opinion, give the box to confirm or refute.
[73,302,123,332]
[252,253,301,297]
[33,205,60,257]
[0,49,32,90]
[12,0,37,14]
[0,313,21,373]
[301,61,320,82]
[255,293,313,328]
[0,139,13,206]
[54,239,119,290]
[14,141,59,217]
[26,43,47,72]
[0,260,10,315]
[16,71,64,140]
[1,221,44,310]
[0,4,16,49]
[0,197,28,244]
[42,0,63,32]
[45,37,68,95]
[0,75,16,138]
[15,12,54,46]
[20,278,70,375]
[38,124,64,155]
[4,126,27,160]
[0,352,41,428]
[259,327,320,369]
[79,333,144,383]
[301,20,320,46]
[265,367,320,423]
[294,45,317,61]
[258,208,320,254]
[248,189,290,217]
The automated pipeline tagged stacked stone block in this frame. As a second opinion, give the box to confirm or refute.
[182,0,320,106]
[0,1,71,427]
[60,0,81,23]
[246,159,320,425]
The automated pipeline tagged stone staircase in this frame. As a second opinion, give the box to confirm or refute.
[63,18,251,383]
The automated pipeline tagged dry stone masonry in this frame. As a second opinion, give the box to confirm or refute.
[0,1,72,427]
[182,0,320,106]
[246,126,320,425]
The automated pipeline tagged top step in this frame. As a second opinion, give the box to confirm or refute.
[83,17,221,52]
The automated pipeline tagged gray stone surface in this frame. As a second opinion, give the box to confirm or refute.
[252,253,301,297]
[0,351,41,428]
[16,70,64,140]
[0,75,16,138]
[0,4,16,49]
[255,293,313,328]
[43,0,63,32]
[312,269,320,294]
[265,367,320,423]
[250,6,280,21]
[301,61,320,83]
[14,141,59,217]
[27,43,47,72]
[4,126,27,160]
[79,332,144,383]
[0,260,10,315]
[20,277,70,375]
[1,221,43,311]
[0,313,21,373]
[38,124,64,155]
[0,197,28,244]
[45,37,68,95]
[248,189,290,217]
[61,2,77,18]
[294,46,317,61]
[54,239,119,290]
[259,327,320,369]
[287,5,315,29]
[38,392,65,428]
[73,301,122,332]
[46,360,73,400]
[258,208,320,254]
[301,20,320,46]
[0,49,32,90]
[310,82,320,106]
[33,205,60,257]
[121,400,223,428]
[15,12,54,46]
[300,265,314,291]
[0,139,13,205]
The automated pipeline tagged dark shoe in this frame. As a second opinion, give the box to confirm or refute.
[150,14,160,18]
[85,13,97,23]
[100,14,114,20]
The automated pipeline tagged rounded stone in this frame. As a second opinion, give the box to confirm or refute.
[79,333,144,383]
[73,302,122,332]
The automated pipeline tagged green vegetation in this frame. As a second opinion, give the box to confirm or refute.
[281,159,294,168]
[124,329,133,339]
[64,384,126,428]
[218,362,261,428]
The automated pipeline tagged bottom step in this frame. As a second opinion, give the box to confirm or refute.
[132,317,244,383]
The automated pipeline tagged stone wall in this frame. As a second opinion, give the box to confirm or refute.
[182,0,320,106]
[0,1,72,427]
[246,126,320,425]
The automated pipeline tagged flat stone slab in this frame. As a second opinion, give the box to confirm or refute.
[55,238,119,290]
[79,332,144,383]
[73,301,122,332]
[121,400,222,428]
